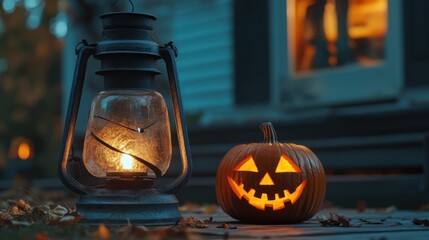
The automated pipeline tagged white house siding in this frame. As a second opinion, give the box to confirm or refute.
[142,0,234,116]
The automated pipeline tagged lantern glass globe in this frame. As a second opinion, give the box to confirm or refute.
[82,89,172,178]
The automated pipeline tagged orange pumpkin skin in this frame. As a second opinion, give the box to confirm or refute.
[216,122,326,224]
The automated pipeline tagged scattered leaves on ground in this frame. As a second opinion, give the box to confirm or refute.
[0,198,80,227]
[0,190,211,239]
[319,213,351,227]
[413,218,429,226]
[5,183,417,239]
[319,214,407,228]
[175,216,212,229]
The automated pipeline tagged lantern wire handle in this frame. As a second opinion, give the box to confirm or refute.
[158,43,192,194]
[110,0,135,12]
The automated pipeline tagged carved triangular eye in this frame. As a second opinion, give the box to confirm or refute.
[234,155,258,172]
[275,154,302,173]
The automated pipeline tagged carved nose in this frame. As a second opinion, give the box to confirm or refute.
[259,173,274,185]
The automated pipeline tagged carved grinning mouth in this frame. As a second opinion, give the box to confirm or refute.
[227,176,307,211]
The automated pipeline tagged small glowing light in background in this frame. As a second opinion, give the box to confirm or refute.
[26,5,44,29]
[1,0,67,38]
[50,12,68,38]
[8,137,33,161]
[121,154,133,170]
[2,0,17,13]
[17,142,31,160]
[24,0,41,10]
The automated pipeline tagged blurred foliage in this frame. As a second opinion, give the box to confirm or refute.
[0,0,65,178]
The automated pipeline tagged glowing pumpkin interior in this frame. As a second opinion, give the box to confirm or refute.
[227,154,307,211]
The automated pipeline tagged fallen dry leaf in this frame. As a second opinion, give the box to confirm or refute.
[10,220,32,226]
[9,206,23,216]
[51,205,68,216]
[49,214,81,226]
[17,199,29,211]
[59,215,76,223]
[35,232,52,240]
[93,223,110,240]
[216,223,237,229]
[413,218,429,226]
[176,216,209,229]
[1,212,13,221]
[319,213,351,227]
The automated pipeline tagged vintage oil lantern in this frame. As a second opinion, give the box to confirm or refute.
[57,3,192,225]
[216,122,325,224]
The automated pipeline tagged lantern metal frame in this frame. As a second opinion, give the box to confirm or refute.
[57,10,192,225]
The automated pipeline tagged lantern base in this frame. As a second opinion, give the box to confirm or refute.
[76,194,182,226]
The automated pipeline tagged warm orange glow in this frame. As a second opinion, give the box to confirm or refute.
[120,154,133,170]
[228,155,306,210]
[228,177,307,211]
[290,0,387,72]
[276,154,302,173]
[323,0,338,66]
[348,0,387,39]
[323,0,338,43]
[17,143,31,160]
[259,173,275,185]
[289,0,317,71]
[288,179,307,204]
[234,155,258,172]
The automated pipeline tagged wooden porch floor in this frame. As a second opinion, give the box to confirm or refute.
[182,208,429,239]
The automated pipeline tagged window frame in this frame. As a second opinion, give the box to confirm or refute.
[269,0,404,108]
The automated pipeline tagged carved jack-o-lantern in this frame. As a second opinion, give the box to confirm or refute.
[216,122,326,223]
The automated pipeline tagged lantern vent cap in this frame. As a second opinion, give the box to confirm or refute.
[100,12,156,30]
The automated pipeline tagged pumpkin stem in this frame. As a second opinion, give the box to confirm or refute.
[260,122,278,143]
